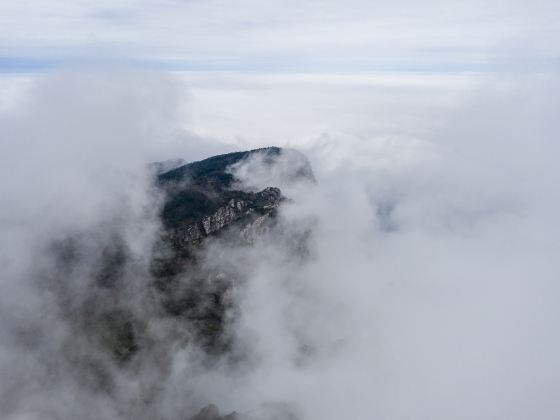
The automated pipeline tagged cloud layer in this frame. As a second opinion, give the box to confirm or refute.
[0,67,559,420]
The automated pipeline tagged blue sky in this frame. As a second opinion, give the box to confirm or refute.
[0,0,558,74]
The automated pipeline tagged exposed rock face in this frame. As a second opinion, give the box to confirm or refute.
[157,147,313,245]
[170,187,282,244]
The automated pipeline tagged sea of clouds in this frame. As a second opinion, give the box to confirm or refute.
[0,67,558,420]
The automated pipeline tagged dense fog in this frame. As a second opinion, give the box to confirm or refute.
[0,69,559,420]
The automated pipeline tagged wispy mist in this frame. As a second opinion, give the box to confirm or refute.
[0,68,559,420]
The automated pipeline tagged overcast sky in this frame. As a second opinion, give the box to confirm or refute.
[0,0,559,73]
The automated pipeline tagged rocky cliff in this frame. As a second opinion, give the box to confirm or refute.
[157,147,313,244]
[149,147,314,354]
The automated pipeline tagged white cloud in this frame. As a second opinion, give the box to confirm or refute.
[201,70,560,420]
[179,71,482,148]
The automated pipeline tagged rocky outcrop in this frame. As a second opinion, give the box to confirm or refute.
[156,147,314,249]
[148,148,314,358]
[171,187,282,244]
